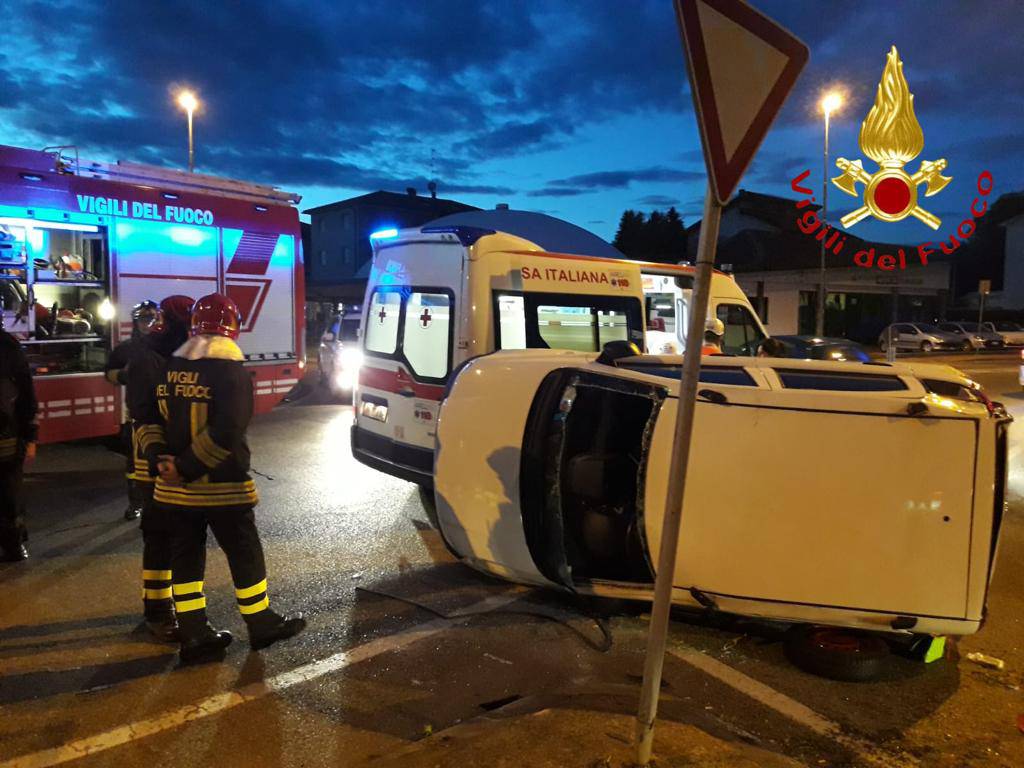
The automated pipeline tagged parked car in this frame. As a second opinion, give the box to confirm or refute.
[772,335,872,362]
[318,308,362,395]
[430,347,1009,680]
[938,322,1005,350]
[983,321,1024,347]
[878,323,968,353]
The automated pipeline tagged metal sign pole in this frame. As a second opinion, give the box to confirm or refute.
[635,186,722,766]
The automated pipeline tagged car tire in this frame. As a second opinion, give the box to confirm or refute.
[418,484,440,529]
[783,625,891,682]
[960,341,971,352]
[920,341,933,353]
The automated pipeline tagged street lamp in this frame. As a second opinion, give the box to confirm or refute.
[816,90,843,336]
[176,90,199,173]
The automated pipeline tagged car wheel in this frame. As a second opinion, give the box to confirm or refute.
[920,341,933,353]
[783,625,891,682]
[418,484,439,529]
[960,341,972,352]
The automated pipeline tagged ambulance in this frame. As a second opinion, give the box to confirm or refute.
[0,144,304,442]
[351,210,767,487]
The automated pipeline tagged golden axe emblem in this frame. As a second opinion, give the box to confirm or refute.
[832,46,951,230]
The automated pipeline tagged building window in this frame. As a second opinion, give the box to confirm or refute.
[342,245,352,265]
[319,249,327,266]
[342,212,353,232]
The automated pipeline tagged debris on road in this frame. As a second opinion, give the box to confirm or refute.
[484,652,513,665]
[965,652,1005,670]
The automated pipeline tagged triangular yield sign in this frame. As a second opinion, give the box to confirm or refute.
[675,0,808,204]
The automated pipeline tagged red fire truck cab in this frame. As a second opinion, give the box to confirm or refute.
[0,144,304,443]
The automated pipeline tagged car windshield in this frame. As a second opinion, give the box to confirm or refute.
[958,322,981,332]
[340,318,360,341]
[995,321,1022,331]
[916,324,943,333]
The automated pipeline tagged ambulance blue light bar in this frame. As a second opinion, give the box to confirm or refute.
[369,228,399,240]
[420,225,495,246]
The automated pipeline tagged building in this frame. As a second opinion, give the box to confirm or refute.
[686,190,953,342]
[949,192,1024,313]
[304,188,478,301]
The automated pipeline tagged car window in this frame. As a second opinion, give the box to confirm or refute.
[715,303,765,356]
[916,324,943,333]
[777,370,907,391]
[960,322,981,332]
[895,325,915,334]
[618,363,757,386]
[365,291,401,354]
[995,321,1021,331]
[402,292,452,379]
[938,323,959,332]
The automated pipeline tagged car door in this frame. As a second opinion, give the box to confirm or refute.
[898,324,918,349]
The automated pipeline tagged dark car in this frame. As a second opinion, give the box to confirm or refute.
[772,336,872,363]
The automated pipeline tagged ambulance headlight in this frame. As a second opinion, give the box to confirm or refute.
[340,347,363,370]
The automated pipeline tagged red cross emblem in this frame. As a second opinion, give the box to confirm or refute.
[419,308,432,328]
[378,306,387,324]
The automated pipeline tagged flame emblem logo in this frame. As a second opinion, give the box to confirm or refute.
[832,46,951,229]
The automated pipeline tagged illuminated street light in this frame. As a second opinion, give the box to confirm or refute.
[176,90,199,173]
[816,90,844,336]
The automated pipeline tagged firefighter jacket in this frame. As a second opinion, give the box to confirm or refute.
[138,335,257,508]
[0,329,38,462]
[124,331,181,483]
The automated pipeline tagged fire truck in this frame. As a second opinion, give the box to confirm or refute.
[0,144,304,443]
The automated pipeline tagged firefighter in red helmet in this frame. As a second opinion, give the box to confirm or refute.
[125,295,194,641]
[139,293,305,662]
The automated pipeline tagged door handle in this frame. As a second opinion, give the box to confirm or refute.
[397,387,415,398]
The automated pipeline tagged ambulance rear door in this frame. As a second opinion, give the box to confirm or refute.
[354,233,465,485]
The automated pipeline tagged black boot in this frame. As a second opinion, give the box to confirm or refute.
[179,623,233,664]
[144,599,179,643]
[123,506,141,521]
[247,610,307,651]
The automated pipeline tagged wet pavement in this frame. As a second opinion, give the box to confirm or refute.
[1,354,1022,767]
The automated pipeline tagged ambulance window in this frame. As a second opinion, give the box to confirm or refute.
[402,291,451,379]
[777,370,907,391]
[365,290,400,354]
[598,310,629,346]
[716,303,765,356]
[497,295,527,349]
[538,305,599,352]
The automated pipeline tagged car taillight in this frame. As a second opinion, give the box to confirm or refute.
[975,387,997,416]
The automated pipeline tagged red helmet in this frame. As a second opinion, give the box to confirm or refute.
[190,293,241,339]
[160,295,195,326]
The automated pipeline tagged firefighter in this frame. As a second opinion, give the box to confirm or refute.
[140,293,305,663]
[126,295,194,641]
[0,320,38,562]
[106,301,161,521]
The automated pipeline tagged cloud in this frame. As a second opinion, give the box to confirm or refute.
[636,195,680,207]
[547,166,705,190]
[526,186,591,198]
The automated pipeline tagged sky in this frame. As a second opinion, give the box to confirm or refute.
[0,0,1021,244]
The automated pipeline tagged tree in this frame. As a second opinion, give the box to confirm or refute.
[612,207,686,262]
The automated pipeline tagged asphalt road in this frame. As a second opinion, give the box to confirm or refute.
[1,353,1021,767]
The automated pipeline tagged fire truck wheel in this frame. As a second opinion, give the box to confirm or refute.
[417,484,439,529]
[783,625,891,682]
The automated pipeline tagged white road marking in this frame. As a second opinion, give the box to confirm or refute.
[0,593,521,768]
[668,645,920,768]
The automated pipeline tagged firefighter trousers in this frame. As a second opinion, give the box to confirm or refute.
[138,483,175,617]
[0,459,26,553]
[164,502,273,638]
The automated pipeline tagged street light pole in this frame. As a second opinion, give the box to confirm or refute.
[177,90,199,173]
[816,92,842,337]
[186,106,194,173]
[817,108,829,336]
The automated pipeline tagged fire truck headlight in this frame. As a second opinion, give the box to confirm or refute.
[98,298,116,321]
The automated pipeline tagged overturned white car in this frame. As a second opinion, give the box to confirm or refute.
[433,348,1009,653]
